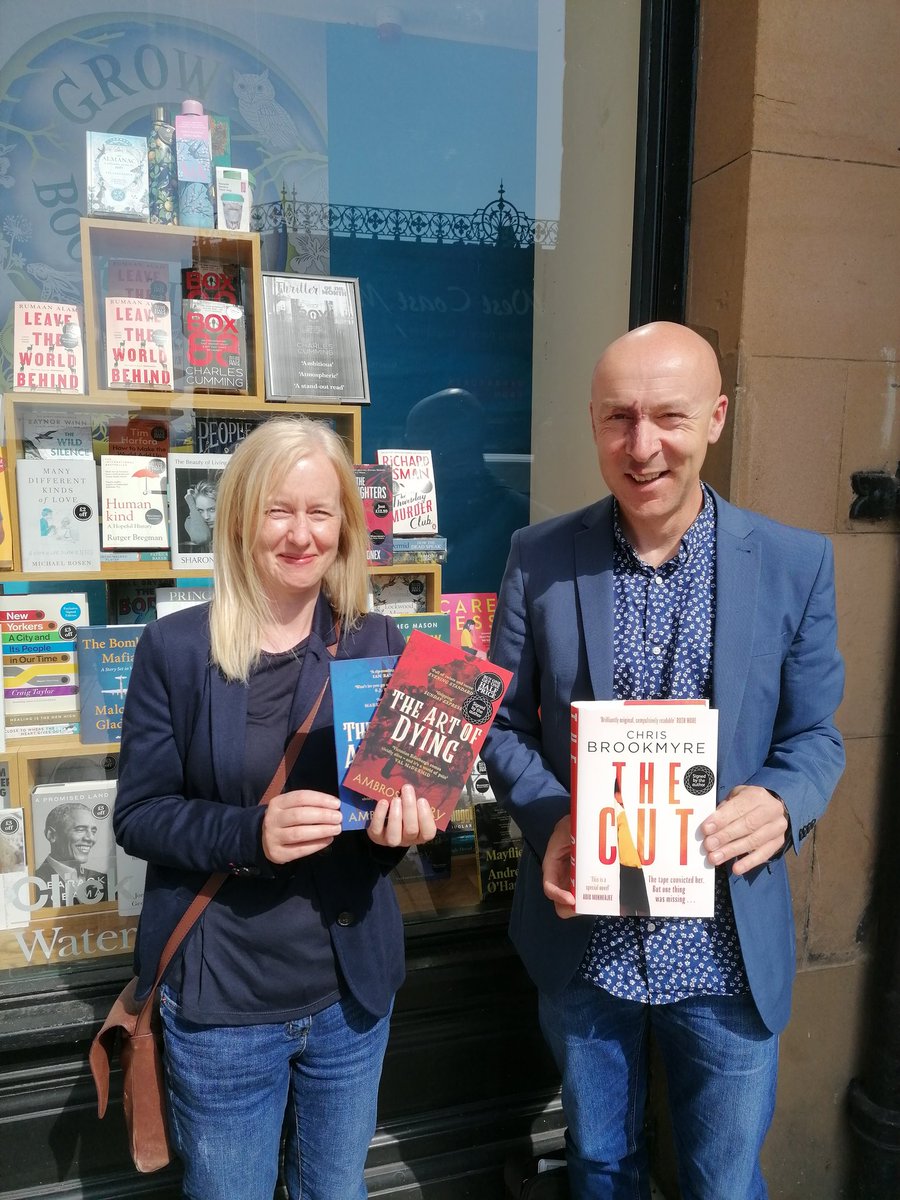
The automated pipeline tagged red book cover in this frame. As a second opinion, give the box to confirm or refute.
[109,417,170,456]
[181,264,242,305]
[440,592,497,659]
[342,630,512,830]
[353,463,393,565]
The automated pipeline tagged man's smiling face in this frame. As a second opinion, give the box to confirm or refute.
[589,323,727,548]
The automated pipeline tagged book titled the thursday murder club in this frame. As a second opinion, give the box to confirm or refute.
[342,631,512,831]
[570,699,719,919]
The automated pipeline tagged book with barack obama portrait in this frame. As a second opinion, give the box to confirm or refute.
[341,631,512,831]
[571,700,718,918]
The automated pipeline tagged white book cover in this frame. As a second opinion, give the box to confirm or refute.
[16,458,100,572]
[104,296,174,391]
[367,574,427,616]
[12,301,85,394]
[167,453,229,571]
[27,780,117,912]
[0,592,89,738]
[22,414,93,458]
[155,585,214,618]
[115,843,146,917]
[86,130,149,220]
[571,700,718,919]
[0,808,29,930]
[375,449,439,535]
[100,454,168,549]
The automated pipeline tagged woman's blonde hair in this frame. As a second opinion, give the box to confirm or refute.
[209,417,369,681]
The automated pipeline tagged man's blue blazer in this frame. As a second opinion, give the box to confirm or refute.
[482,490,845,1034]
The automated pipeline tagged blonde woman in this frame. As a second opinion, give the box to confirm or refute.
[115,417,435,1200]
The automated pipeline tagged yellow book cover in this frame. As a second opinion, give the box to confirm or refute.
[0,448,13,569]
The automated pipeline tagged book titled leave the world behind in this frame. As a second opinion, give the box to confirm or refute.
[104,297,173,391]
[571,700,719,919]
[330,655,399,829]
[16,458,100,573]
[342,631,512,831]
[12,301,85,394]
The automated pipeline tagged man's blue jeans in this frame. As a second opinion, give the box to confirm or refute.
[159,985,391,1200]
[539,976,778,1200]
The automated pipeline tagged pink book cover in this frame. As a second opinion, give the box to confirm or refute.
[440,592,497,659]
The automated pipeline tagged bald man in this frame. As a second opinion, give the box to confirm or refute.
[482,323,844,1199]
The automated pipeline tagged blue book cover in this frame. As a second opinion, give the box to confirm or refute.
[330,654,398,829]
[76,625,142,744]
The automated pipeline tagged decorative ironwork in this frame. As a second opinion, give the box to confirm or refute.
[252,183,557,249]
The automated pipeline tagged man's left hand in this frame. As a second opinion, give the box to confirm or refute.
[701,785,789,876]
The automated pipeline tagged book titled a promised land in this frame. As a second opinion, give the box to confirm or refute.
[342,631,512,831]
[571,700,719,919]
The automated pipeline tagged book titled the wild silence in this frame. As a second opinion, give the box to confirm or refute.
[571,700,719,919]
[342,631,512,831]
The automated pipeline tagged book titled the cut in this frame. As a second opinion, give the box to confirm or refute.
[571,700,719,919]
[343,631,512,831]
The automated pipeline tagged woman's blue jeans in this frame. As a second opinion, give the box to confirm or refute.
[159,985,391,1200]
[539,976,778,1200]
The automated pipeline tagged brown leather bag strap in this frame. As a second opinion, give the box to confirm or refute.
[137,628,341,1022]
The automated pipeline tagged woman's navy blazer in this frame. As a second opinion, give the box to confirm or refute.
[115,595,407,1015]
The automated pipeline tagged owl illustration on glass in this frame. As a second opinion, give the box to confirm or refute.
[232,69,300,150]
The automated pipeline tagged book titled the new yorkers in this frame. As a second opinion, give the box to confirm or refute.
[330,655,399,829]
[571,700,719,919]
[0,593,89,737]
[354,464,392,565]
[104,296,173,390]
[16,458,100,573]
[13,301,85,394]
[376,449,438,535]
[343,631,512,831]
